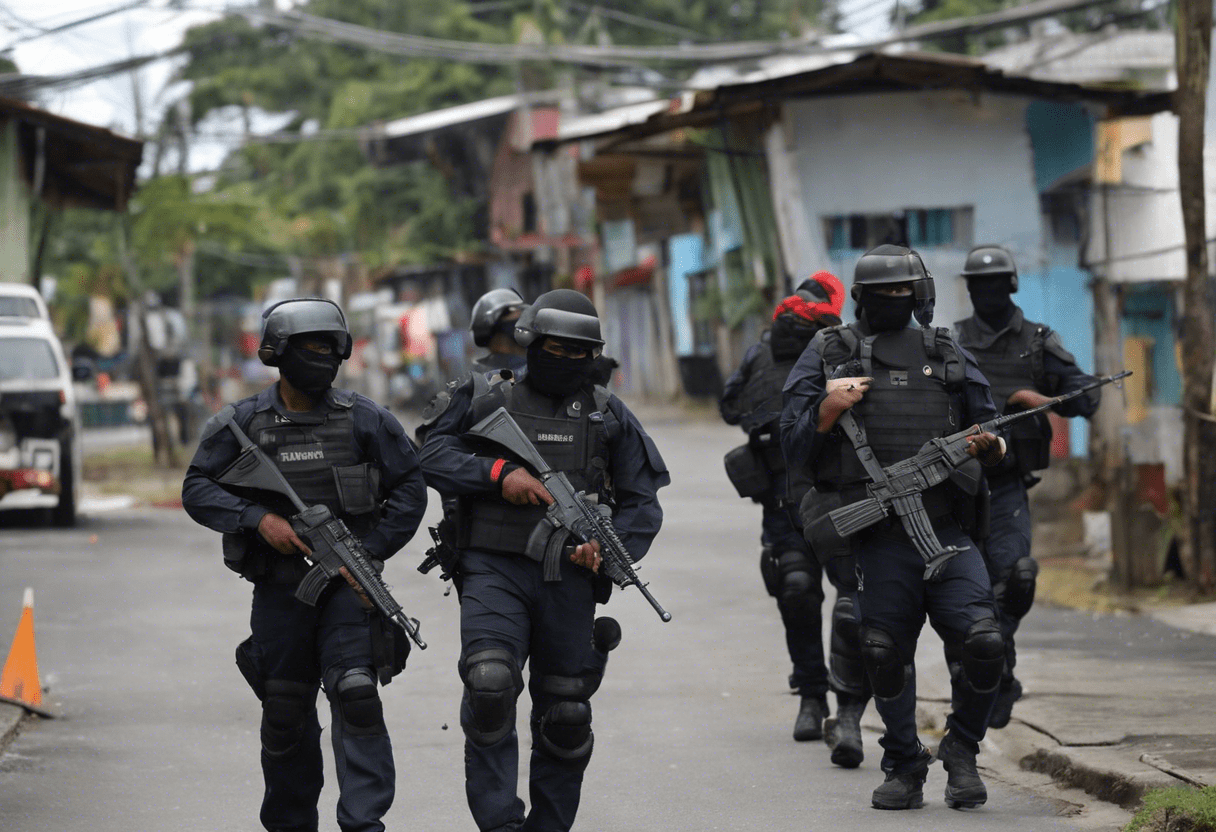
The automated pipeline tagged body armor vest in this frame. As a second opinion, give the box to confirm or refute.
[245,389,379,541]
[955,315,1050,410]
[814,324,964,489]
[956,314,1054,474]
[459,379,611,555]
[738,333,800,438]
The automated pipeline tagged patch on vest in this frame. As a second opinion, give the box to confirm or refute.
[535,432,576,444]
[889,370,908,387]
[278,443,325,463]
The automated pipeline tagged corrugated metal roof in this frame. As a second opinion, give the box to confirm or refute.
[381,93,567,139]
[0,96,143,212]
[982,31,1174,84]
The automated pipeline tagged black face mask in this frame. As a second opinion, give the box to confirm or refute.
[968,278,1015,328]
[525,342,596,399]
[860,292,915,332]
[491,316,518,341]
[770,312,835,360]
[279,345,341,397]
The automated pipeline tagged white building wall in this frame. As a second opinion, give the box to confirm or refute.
[780,91,1044,328]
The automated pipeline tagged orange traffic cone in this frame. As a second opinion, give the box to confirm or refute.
[0,588,47,714]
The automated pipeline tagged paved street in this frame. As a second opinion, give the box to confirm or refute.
[0,415,1176,831]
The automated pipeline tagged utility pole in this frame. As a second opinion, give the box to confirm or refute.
[1176,0,1215,591]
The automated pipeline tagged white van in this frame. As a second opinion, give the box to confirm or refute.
[0,318,81,524]
[0,282,51,322]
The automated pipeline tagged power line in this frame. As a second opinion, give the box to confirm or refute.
[1,0,153,49]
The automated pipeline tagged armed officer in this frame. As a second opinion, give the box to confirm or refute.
[471,287,529,376]
[954,245,1100,727]
[419,289,668,832]
[720,272,849,744]
[782,246,1008,811]
[182,298,427,832]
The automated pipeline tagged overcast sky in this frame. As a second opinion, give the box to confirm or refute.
[1,0,896,171]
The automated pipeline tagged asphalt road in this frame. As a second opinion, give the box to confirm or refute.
[0,415,1124,831]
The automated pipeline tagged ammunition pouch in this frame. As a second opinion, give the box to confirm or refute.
[948,458,990,540]
[371,613,410,685]
[1008,412,1053,475]
[334,462,380,517]
[800,487,852,567]
[223,532,270,582]
[235,636,265,700]
[724,443,772,501]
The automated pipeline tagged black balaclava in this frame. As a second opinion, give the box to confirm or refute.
[279,337,341,398]
[491,314,518,341]
[525,340,596,399]
[859,290,916,332]
[770,312,834,361]
[967,275,1016,329]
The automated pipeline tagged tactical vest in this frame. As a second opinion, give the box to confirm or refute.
[738,333,800,439]
[955,315,1054,474]
[814,324,965,489]
[955,316,1051,409]
[245,389,380,541]
[458,378,612,555]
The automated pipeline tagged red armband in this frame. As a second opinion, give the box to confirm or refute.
[490,458,508,483]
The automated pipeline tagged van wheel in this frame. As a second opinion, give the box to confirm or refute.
[52,438,77,527]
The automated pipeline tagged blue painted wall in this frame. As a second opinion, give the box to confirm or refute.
[668,233,705,357]
[1025,100,1095,192]
[1121,285,1183,406]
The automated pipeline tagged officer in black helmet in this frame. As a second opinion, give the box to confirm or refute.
[782,246,1009,811]
[954,245,1100,728]
[419,288,669,832]
[470,288,529,376]
[182,298,427,832]
[720,271,850,746]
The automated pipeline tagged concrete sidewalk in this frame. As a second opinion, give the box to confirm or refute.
[904,600,1216,815]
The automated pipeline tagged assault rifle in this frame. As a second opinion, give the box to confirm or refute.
[214,413,426,650]
[468,407,672,622]
[827,371,1131,581]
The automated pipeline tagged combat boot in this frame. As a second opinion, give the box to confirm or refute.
[793,696,828,742]
[871,747,931,810]
[987,676,1023,729]
[937,731,987,809]
[823,697,865,768]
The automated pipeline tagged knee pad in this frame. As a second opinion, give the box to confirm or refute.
[996,556,1038,620]
[261,679,313,758]
[961,618,1006,694]
[860,627,909,700]
[331,667,384,736]
[538,700,593,765]
[828,596,869,697]
[461,648,523,746]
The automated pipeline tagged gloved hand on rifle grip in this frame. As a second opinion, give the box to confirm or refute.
[965,430,1006,467]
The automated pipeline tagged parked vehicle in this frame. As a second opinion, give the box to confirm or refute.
[0,282,50,322]
[0,318,81,525]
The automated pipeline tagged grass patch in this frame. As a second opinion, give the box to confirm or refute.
[83,445,185,506]
[1125,786,1216,832]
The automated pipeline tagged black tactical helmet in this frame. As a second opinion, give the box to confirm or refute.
[795,276,832,305]
[258,297,352,367]
[470,288,527,347]
[961,245,1019,292]
[851,244,936,326]
[514,288,604,349]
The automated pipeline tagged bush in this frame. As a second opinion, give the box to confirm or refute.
[1125,787,1216,832]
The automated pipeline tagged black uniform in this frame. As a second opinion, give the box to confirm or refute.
[183,384,427,832]
[781,322,1005,775]
[954,308,1098,693]
[420,374,668,832]
[720,331,828,701]
[472,351,528,377]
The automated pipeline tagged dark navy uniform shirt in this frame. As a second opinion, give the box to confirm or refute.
[719,340,767,429]
[780,324,1002,477]
[953,307,1100,420]
[419,378,669,561]
[182,384,427,562]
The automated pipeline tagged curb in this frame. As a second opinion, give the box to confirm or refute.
[0,701,26,752]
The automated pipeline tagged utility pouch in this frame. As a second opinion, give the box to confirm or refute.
[759,548,780,597]
[371,613,410,686]
[724,443,771,500]
[593,571,613,605]
[800,487,851,567]
[235,636,265,700]
[1009,412,1053,473]
[223,533,269,581]
[334,463,380,516]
